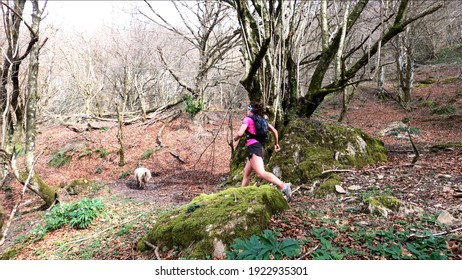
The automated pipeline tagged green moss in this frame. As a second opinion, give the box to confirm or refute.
[268,119,387,184]
[419,77,436,84]
[315,178,341,198]
[137,185,288,259]
[19,172,57,207]
[65,178,92,195]
[441,76,458,84]
[0,248,18,260]
[367,195,401,210]
[365,195,402,216]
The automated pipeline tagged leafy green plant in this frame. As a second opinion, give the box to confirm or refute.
[95,167,103,174]
[431,105,456,115]
[226,229,300,260]
[348,225,455,260]
[48,150,72,168]
[405,232,453,260]
[119,171,130,179]
[116,224,134,237]
[78,149,93,158]
[310,227,345,260]
[68,199,105,229]
[140,149,154,160]
[44,198,105,231]
[184,95,204,117]
[95,148,110,158]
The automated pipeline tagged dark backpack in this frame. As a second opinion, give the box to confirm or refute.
[246,115,269,143]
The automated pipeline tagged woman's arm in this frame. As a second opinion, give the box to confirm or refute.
[268,123,280,152]
[234,123,248,141]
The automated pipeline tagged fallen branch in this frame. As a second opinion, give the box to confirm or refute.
[292,185,301,194]
[169,150,185,164]
[408,227,462,240]
[297,244,320,260]
[407,124,419,166]
[143,240,162,260]
[321,169,356,174]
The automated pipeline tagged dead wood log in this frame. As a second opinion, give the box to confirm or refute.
[169,150,185,164]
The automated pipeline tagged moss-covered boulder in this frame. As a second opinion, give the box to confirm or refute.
[365,195,424,217]
[268,119,387,185]
[65,178,93,195]
[137,185,289,259]
[315,177,342,198]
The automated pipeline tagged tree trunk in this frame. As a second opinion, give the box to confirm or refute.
[338,86,356,122]
[396,25,414,106]
[23,0,57,208]
[116,104,125,167]
[377,65,386,99]
[0,0,57,208]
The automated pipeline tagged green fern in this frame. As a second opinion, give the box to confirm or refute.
[48,150,72,168]
[184,95,204,117]
[226,229,300,260]
[44,198,105,231]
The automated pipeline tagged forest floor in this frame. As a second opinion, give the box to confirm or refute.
[1,62,461,260]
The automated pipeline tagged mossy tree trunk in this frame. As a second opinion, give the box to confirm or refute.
[1,1,56,208]
[116,103,125,167]
[0,0,28,179]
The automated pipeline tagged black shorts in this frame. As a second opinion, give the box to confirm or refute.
[247,142,264,160]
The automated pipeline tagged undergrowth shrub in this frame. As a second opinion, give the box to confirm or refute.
[119,171,130,179]
[48,150,72,168]
[44,198,105,231]
[184,95,204,118]
[95,148,110,158]
[310,227,347,260]
[431,105,456,115]
[140,149,153,160]
[226,229,300,260]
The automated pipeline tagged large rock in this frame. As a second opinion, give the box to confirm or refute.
[137,185,289,259]
[65,178,93,195]
[268,119,387,185]
[365,195,424,218]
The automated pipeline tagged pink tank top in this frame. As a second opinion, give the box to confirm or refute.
[243,117,259,146]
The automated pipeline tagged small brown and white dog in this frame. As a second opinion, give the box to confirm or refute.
[134,167,152,189]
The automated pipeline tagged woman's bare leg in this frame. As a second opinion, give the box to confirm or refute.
[241,159,253,186]
[249,155,285,190]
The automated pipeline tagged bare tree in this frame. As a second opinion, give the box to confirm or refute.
[0,0,56,208]
[141,0,240,109]
[227,0,442,123]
